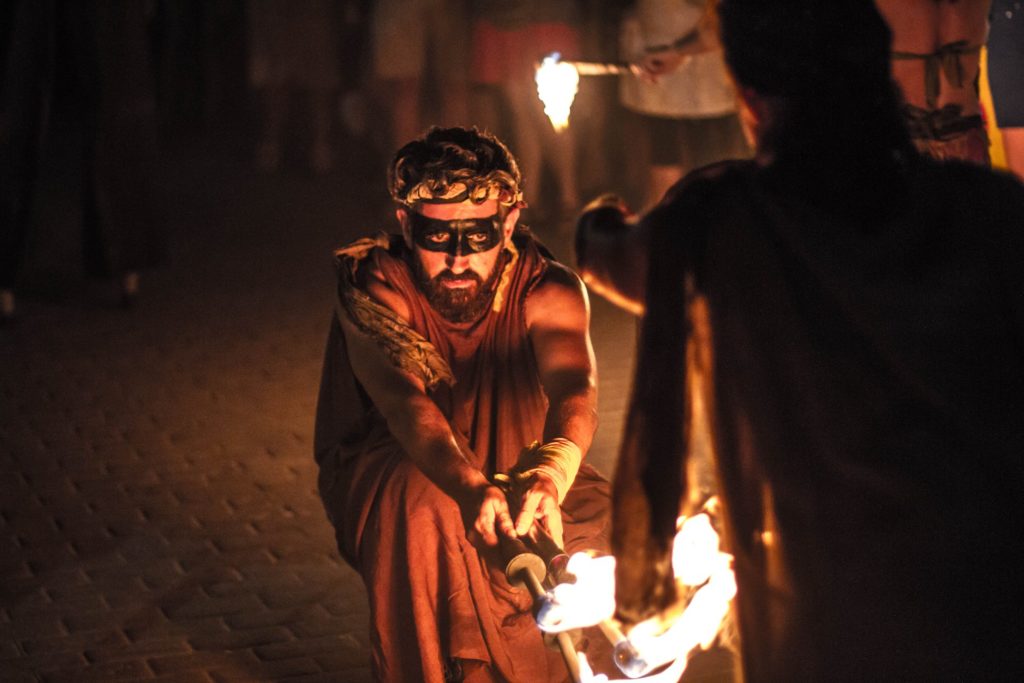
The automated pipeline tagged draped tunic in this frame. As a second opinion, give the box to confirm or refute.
[315,229,610,682]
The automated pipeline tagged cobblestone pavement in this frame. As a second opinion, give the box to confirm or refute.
[0,143,650,682]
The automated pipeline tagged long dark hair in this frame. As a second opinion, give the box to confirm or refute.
[717,0,914,217]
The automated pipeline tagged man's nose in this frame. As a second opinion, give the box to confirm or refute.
[445,253,470,273]
[446,234,467,258]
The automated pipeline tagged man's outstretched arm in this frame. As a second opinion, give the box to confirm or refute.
[519,262,600,542]
[338,279,515,547]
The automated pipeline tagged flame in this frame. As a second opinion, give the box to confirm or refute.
[536,553,616,632]
[537,498,736,680]
[672,513,721,586]
[535,53,580,131]
[617,552,736,678]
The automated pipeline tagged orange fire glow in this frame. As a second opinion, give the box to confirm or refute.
[538,498,735,680]
[535,53,580,132]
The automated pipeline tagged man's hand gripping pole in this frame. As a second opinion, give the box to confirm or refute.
[493,474,582,682]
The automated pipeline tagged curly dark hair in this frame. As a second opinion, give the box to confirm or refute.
[387,127,523,207]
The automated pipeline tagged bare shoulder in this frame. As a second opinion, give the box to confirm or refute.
[360,260,412,322]
[525,261,590,330]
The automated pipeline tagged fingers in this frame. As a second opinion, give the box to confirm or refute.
[515,491,541,536]
[475,501,499,546]
[630,61,655,84]
[540,497,565,548]
[496,506,516,539]
[473,490,515,546]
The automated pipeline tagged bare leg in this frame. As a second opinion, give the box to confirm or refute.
[1001,128,1024,182]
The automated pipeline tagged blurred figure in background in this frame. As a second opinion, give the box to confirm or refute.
[245,0,341,174]
[471,0,583,221]
[1,0,164,322]
[988,0,1024,179]
[619,0,749,209]
[876,0,992,163]
[370,0,470,154]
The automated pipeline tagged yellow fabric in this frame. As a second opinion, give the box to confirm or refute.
[491,240,519,314]
[334,234,456,389]
[980,47,1008,170]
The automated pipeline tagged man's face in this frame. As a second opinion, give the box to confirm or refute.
[399,199,519,322]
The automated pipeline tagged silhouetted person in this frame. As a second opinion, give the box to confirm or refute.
[1,0,164,321]
[577,0,1024,679]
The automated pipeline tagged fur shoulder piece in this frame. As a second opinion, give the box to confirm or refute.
[334,234,455,390]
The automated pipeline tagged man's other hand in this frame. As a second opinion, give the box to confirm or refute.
[459,483,516,547]
[634,49,685,83]
[515,473,564,548]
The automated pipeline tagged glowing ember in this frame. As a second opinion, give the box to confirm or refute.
[537,498,735,680]
[535,53,580,131]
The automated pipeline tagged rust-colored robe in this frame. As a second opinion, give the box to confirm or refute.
[315,229,610,682]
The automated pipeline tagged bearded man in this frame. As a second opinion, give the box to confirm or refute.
[315,126,610,682]
[577,0,1024,680]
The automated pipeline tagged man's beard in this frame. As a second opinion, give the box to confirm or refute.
[415,255,504,323]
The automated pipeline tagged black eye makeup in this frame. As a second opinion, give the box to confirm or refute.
[409,212,503,255]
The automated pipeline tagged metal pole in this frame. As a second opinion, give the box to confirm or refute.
[504,548,583,683]
[563,61,631,76]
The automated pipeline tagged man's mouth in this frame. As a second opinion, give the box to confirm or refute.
[437,272,479,289]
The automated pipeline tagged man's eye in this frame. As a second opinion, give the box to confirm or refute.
[425,232,450,243]
[466,232,490,244]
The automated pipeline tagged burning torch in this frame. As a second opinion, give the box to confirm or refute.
[535,53,631,132]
